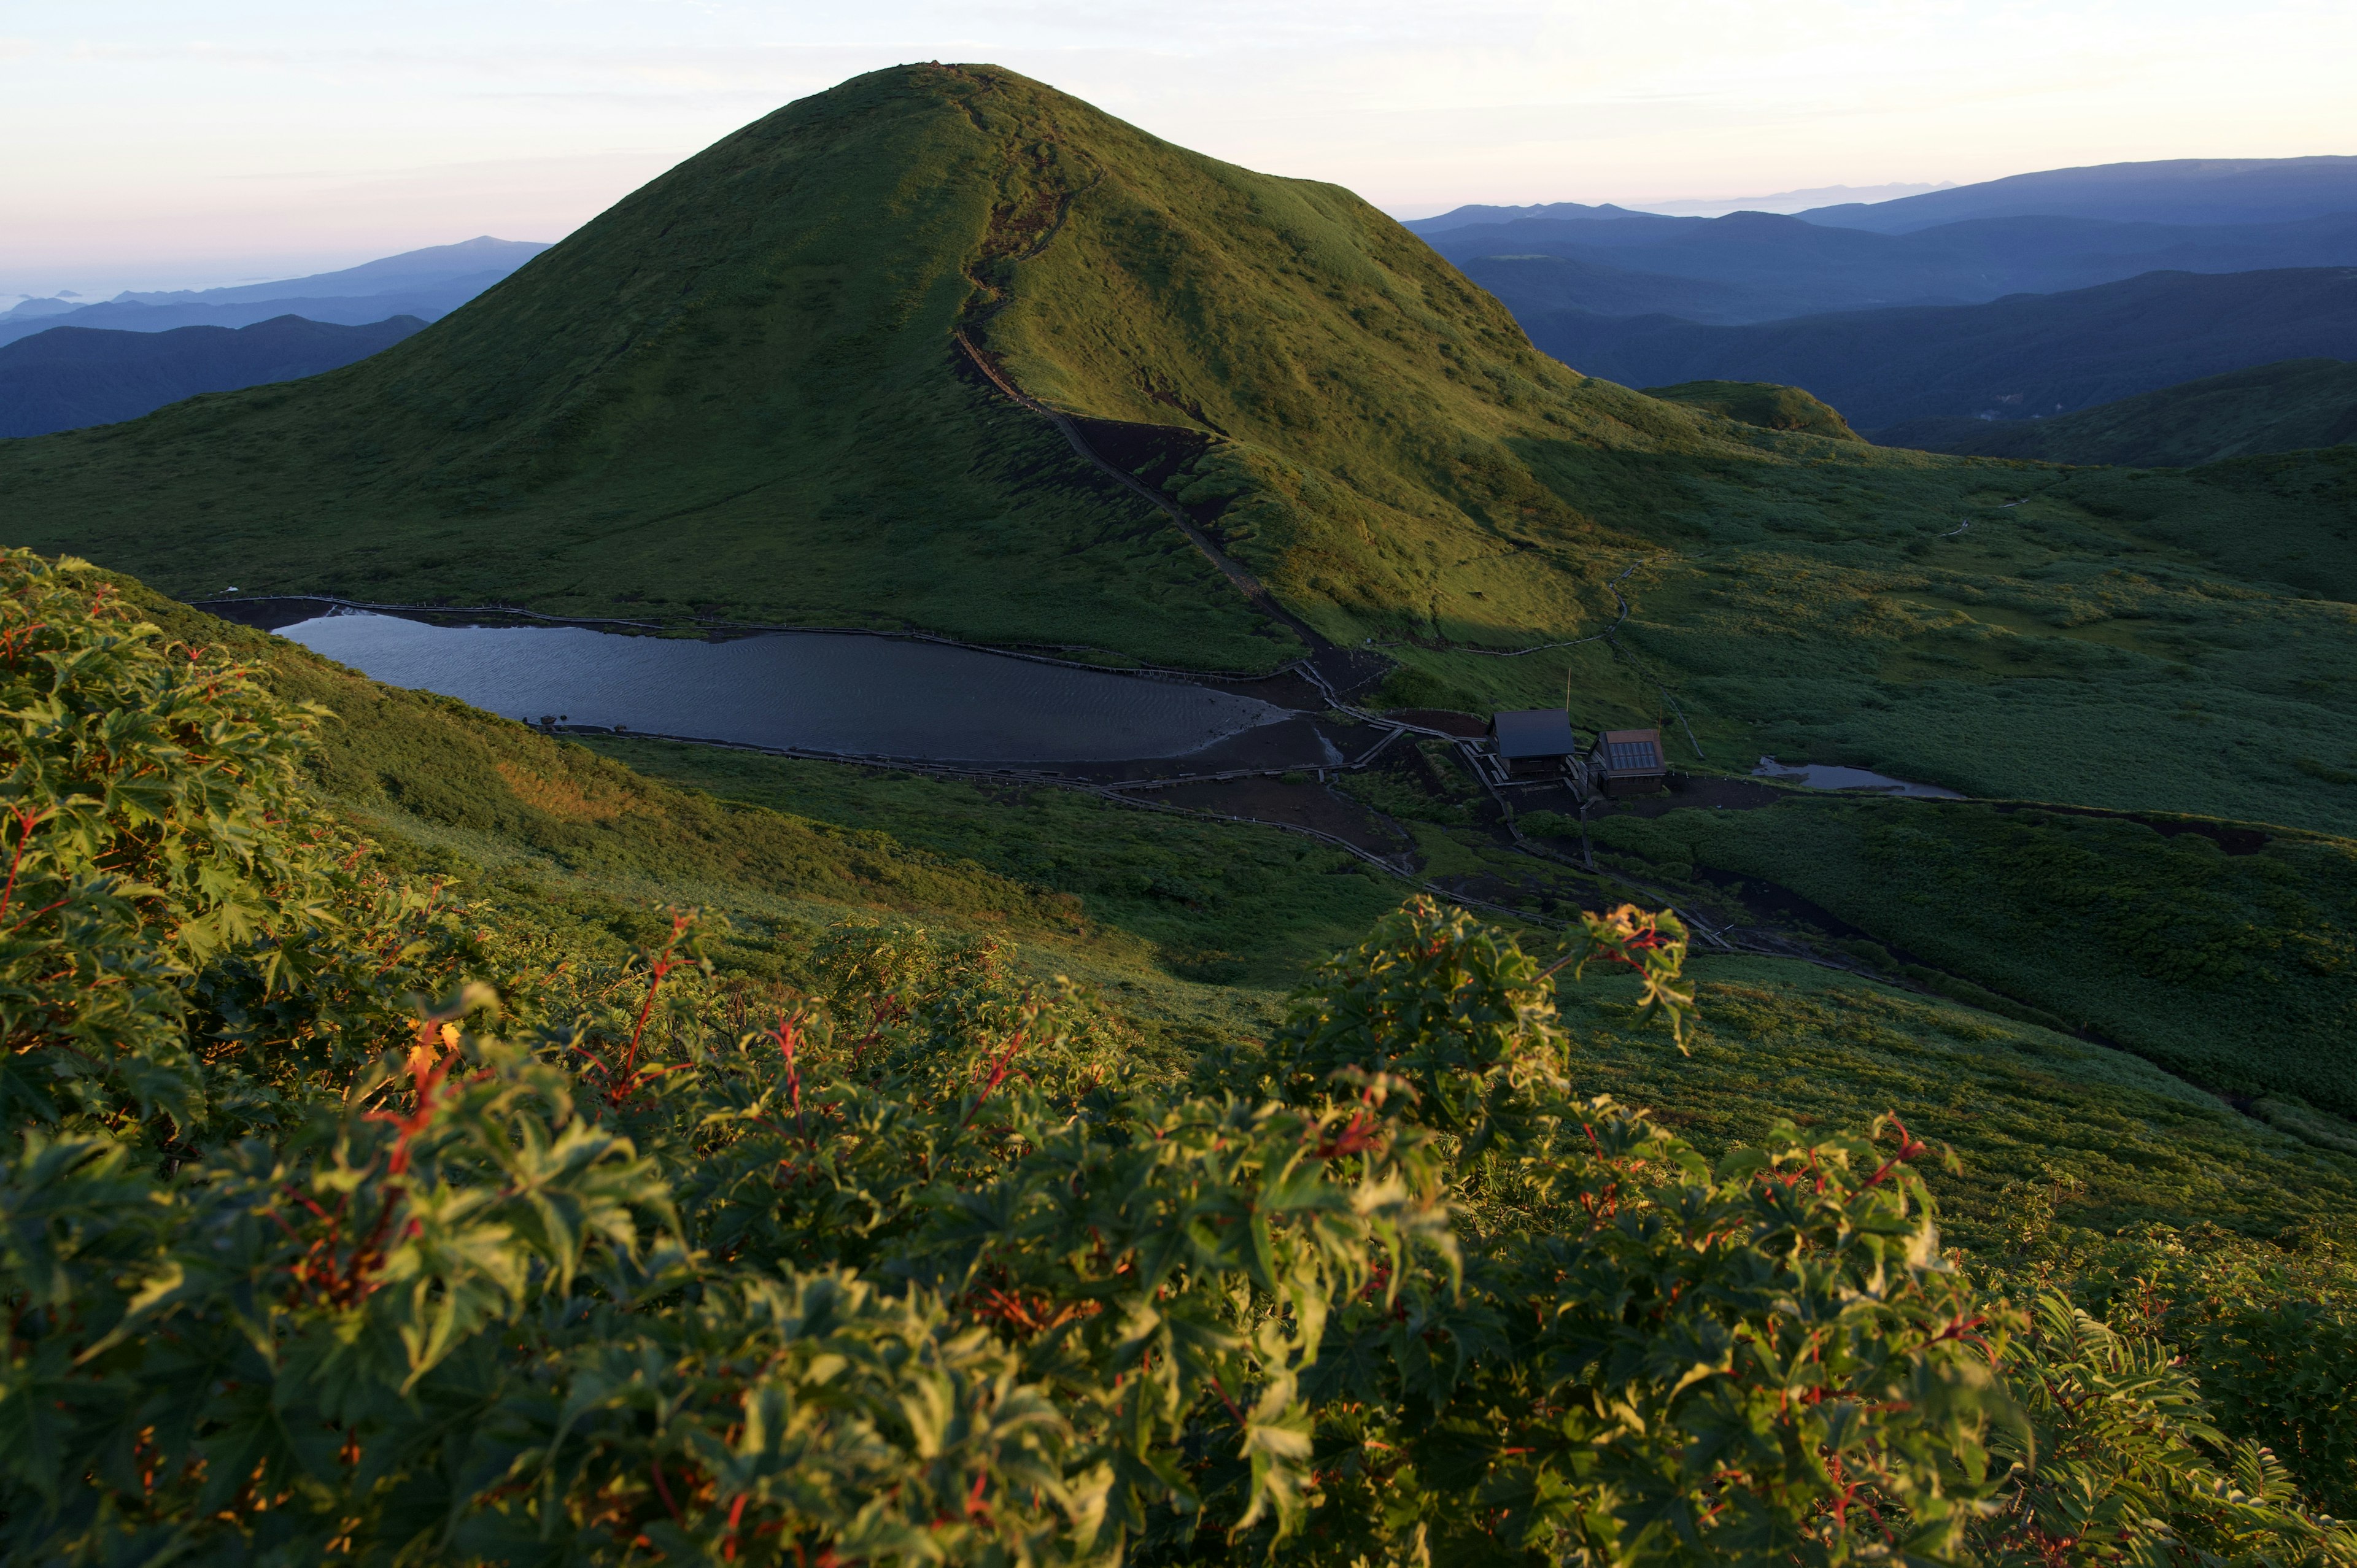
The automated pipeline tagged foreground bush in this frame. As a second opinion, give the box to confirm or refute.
[3,550,2351,1565]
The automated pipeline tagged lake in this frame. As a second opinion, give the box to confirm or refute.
[1752,756,1962,799]
[277,611,1293,763]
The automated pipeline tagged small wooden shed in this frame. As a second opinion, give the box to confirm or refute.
[1488,708,1580,778]
[1589,728,1668,795]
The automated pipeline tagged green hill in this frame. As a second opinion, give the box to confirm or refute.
[1873,357,2357,465]
[1,62,1729,668]
[1640,377,1862,439]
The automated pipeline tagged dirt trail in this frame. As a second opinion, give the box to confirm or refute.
[951,328,1379,697]
[943,130,1384,697]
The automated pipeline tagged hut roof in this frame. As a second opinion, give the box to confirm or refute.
[1594,728,1666,775]
[1490,709,1579,760]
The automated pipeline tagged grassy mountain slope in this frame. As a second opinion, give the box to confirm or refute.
[0,67,2245,662]
[99,571,2357,1248]
[1875,357,2357,465]
[1563,793,2357,1116]
[4,62,1764,666]
[8,68,1292,668]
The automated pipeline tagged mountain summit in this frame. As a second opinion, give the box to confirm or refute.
[2,64,1755,666]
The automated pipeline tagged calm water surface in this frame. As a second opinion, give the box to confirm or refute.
[1752,757,1962,799]
[281,612,1290,763]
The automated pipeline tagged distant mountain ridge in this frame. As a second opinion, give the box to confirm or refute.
[1412,156,2357,239]
[0,238,548,349]
[1520,268,2357,427]
[1406,201,1657,233]
[1797,156,2357,233]
[1418,208,2357,320]
[1452,252,1794,325]
[105,238,547,304]
[0,315,426,439]
[1872,358,2357,466]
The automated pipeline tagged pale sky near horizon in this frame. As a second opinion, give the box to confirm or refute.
[6,0,2353,297]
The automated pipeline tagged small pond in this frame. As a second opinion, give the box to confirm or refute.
[277,611,1291,763]
[1752,757,1962,800]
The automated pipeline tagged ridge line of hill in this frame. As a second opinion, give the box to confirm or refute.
[926,89,1385,692]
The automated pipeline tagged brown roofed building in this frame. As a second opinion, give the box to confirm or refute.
[1589,728,1668,795]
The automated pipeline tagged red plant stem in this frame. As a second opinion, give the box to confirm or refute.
[958,1030,1027,1129]
[616,917,693,1090]
[0,897,70,936]
[608,955,679,1092]
[769,1014,807,1137]
[651,1459,683,1521]
[1205,1372,1250,1430]
[724,1494,748,1559]
[0,806,37,922]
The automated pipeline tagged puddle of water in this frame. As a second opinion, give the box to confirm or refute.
[1753,757,1963,799]
[280,612,1290,763]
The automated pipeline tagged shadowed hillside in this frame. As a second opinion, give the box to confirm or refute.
[0,314,424,438]
[1515,268,2357,428]
[1875,358,2357,466]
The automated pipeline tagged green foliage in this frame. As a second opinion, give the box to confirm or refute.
[0,552,470,1134]
[8,562,2355,1564]
[1978,1294,2351,1564]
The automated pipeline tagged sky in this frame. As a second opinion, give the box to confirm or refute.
[6,0,2354,298]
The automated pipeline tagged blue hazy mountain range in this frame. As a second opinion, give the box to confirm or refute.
[1790,156,2357,233]
[1416,209,2357,320]
[0,238,547,349]
[1406,157,2357,434]
[1410,157,2357,322]
[1522,268,2357,430]
[0,314,428,439]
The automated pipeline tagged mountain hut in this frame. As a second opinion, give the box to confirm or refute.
[1488,709,1580,778]
[1589,728,1669,795]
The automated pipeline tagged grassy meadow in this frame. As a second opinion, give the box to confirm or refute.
[122,568,2355,1251]
[1555,793,2357,1116]
[1369,460,2357,838]
[578,718,2357,1253]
